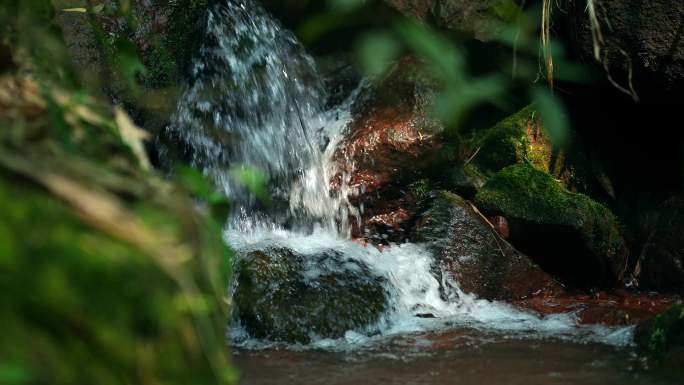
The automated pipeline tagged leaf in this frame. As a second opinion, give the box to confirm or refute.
[532,87,571,147]
[62,8,87,13]
[231,166,269,204]
[356,32,400,77]
[114,107,151,170]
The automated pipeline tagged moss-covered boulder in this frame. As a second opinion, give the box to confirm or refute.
[474,164,628,288]
[233,248,389,343]
[635,304,684,367]
[414,191,562,301]
[467,106,555,176]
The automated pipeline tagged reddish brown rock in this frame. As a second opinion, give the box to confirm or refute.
[414,191,564,301]
[489,216,509,239]
[514,291,680,326]
[333,57,444,243]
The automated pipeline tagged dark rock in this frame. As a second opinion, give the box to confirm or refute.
[635,304,684,366]
[414,191,562,301]
[384,0,511,41]
[475,163,629,288]
[563,0,684,100]
[232,247,389,343]
[637,196,684,291]
[449,163,487,199]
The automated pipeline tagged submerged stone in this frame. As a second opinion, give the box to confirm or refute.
[414,191,562,301]
[233,247,389,343]
[475,164,628,288]
[635,304,684,367]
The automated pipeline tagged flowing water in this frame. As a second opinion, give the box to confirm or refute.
[166,1,680,383]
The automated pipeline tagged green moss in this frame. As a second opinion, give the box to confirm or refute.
[233,248,389,343]
[0,76,235,384]
[409,178,431,200]
[475,163,623,257]
[468,106,552,175]
[635,304,684,358]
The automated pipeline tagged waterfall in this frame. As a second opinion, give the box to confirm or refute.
[167,0,353,235]
[165,0,632,348]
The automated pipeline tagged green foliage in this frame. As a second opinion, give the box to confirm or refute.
[0,48,235,385]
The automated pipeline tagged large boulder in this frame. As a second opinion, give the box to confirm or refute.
[414,191,562,301]
[635,304,684,368]
[460,105,602,199]
[475,163,629,288]
[233,248,389,343]
[384,0,511,41]
[563,0,684,99]
[333,57,445,242]
[637,196,684,291]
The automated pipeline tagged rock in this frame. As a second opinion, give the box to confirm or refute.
[635,304,684,366]
[233,247,389,343]
[467,106,554,176]
[475,163,629,288]
[515,290,677,326]
[333,57,445,242]
[490,216,510,239]
[637,196,684,291]
[384,0,511,41]
[449,163,487,199]
[414,191,563,301]
[563,0,684,99]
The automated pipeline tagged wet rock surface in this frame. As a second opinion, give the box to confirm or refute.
[637,196,684,292]
[333,57,444,243]
[233,247,389,343]
[475,164,628,288]
[635,304,684,368]
[516,291,679,327]
[384,0,510,41]
[414,191,563,301]
[563,0,684,100]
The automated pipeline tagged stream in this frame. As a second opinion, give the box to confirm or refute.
[165,1,680,383]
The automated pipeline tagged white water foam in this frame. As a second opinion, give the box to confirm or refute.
[167,0,634,351]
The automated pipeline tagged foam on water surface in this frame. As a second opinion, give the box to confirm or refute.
[168,0,635,351]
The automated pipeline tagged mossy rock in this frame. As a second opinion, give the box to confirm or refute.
[474,164,628,288]
[463,106,599,198]
[414,191,561,300]
[468,106,554,175]
[233,248,389,343]
[635,304,684,367]
[0,75,234,385]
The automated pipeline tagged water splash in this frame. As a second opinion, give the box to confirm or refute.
[167,0,351,233]
[167,0,633,349]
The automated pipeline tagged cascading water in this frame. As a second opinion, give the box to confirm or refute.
[167,0,633,348]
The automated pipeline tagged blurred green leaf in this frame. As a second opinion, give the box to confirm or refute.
[327,0,365,12]
[356,32,400,76]
[231,166,270,204]
[0,362,30,384]
[396,20,465,85]
[112,38,148,90]
[532,86,571,147]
